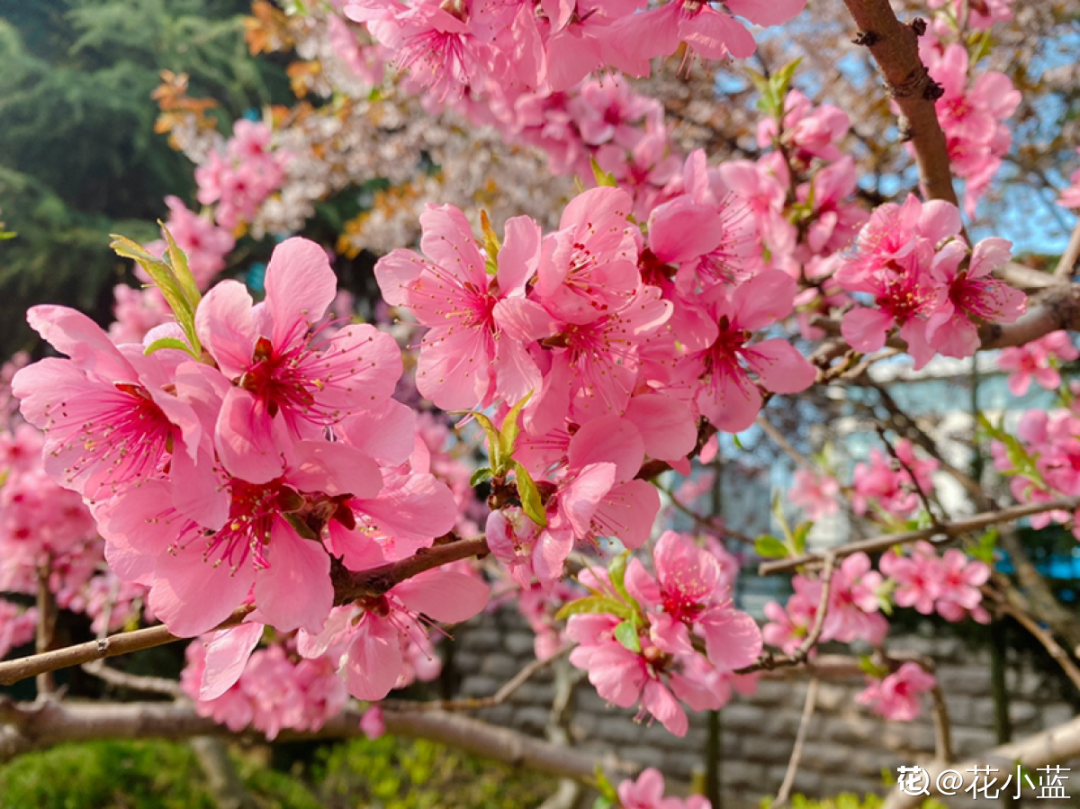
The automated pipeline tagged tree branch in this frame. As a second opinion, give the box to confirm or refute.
[978,282,1080,350]
[0,699,641,783]
[773,678,819,807]
[883,714,1080,809]
[1053,218,1080,280]
[840,0,956,205]
[758,496,1080,575]
[0,536,492,689]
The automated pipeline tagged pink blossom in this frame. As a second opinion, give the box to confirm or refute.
[376,205,548,410]
[679,270,817,433]
[924,237,1025,359]
[880,542,942,616]
[788,469,839,521]
[617,767,712,809]
[13,306,201,502]
[198,237,401,482]
[997,331,1078,396]
[856,662,937,721]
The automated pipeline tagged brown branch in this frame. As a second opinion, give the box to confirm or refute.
[1053,218,1080,280]
[993,597,1080,693]
[759,496,1080,575]
[773,678,820,807]
[883,714,1080,809]
[0,605,256,689]
[737,553,837,674]
[0,700,642,783]
[841,1,956,205]
[35,564,58,698]
[978,282,1080,350]
[929,683,952,763]
[0,536,492,689]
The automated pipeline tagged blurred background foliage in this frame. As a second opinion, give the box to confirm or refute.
[0,736,554,808]
[0,0,290,358]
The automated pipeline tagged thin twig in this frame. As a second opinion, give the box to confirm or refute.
[994,598,1080,693]
[737,553,837,674]
[759,496,1080,575]
[81,661,185,698]
[756,415,816,471]
[873,424,944,525]
[929,683,953,763]
[1,535,493,688]
[774,678,820,807]
[34,564,57,699]
[1053,218,1080,280]
[381,645,571,713]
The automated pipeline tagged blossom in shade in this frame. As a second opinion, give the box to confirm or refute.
[856,662,937,721]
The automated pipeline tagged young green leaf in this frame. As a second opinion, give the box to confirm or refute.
[755,535,789,558]
[470,467,493,487]
[498,390,532,464]
[514,461,548,527]
[144,336,198,359]
[555,594,633,622]
[613,620,642,653]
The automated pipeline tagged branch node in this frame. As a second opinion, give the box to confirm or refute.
[852,29,880,46]
[909,17,927,37]
[923,79,945,102]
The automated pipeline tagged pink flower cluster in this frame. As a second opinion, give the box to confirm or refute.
[851,438,939,522]
[993,406,1080,538]
[0,600,36,661]
[918,39,1020,216]
[617,767,711,809]
[195,120,288,230]
[855,661,937,722]
[567,532,761,736]
[763,552,887,654]
[997,331,1078,396]
[182,637,348,739]
[345,0,805,101]
[13,237,485,663]
[880,542,990,623]
[837,195,1025,368]
[928,0,1013,34]
[788,469,840,521]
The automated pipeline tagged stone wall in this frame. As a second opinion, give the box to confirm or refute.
[449,608,1080,807]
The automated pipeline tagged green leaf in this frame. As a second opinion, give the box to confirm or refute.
[480,210,500,276]
[555,595,632,622]
[772,490,795,545]
[792,521,813,555]
[607,551,632,603]
[593,764,619,801]
[755,535,789,558]
[858,655,889,679]
[498,390,532,464]
[590,157,617,188]
[110,230,202,356]
[970,528,998,564]
[144,336,197,359]
[613,620,641,653]
[772,57,803,100]
[471,412,503,472]
[0,230,16,240]
[159,222,201,311]
[469,467,493,487]
[514,461,547,527]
